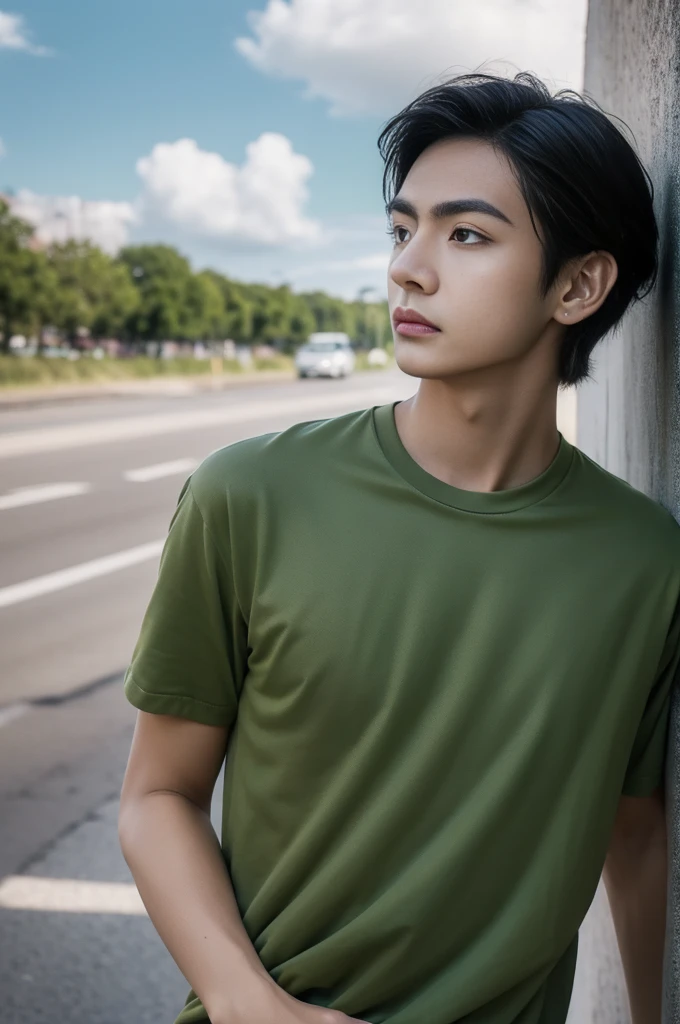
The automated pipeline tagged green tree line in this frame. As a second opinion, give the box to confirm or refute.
[0,199,389,355]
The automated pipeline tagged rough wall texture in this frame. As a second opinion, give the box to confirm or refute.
[577,1,680,1020]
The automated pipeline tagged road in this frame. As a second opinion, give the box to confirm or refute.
[0,371,621,1024]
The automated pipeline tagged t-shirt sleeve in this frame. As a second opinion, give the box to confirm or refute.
[621,596,680,797]
[123,474,248,728]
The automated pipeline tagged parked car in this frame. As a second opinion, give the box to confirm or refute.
[295,332,355,379]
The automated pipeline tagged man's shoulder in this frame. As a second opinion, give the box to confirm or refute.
[191,430,280,495]
[573,445,680,563]
[188,405,372,512]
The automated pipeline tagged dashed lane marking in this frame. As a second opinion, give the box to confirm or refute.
[0,482,90,510]
[0,539,165,609]
[0,876,147,915]
[123,458,198,483]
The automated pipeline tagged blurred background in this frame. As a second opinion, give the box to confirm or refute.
[1,2,674,1022]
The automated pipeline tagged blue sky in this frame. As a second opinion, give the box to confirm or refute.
[0,0,587,299]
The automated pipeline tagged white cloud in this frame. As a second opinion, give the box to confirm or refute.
[291,251,390,276]
[136,133,320,245]
[236,0,588,116]
[6,131,320,255]
[353,253,390,271]
[286,250,391,299]
[0,10,51,55]
[329,252,390,272]
[8,190,138,253]
[0,137,5,159]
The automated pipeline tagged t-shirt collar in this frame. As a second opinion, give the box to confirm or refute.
[372,400,575,514]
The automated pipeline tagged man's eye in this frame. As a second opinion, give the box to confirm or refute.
[451,227,486,244]
[387,224,409,244]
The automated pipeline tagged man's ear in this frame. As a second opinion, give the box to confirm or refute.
[554,251,619,326]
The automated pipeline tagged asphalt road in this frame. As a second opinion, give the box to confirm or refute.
[0,370,623,1024]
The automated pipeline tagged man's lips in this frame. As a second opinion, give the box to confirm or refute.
[394,321,440,336]
[392,306,440,336]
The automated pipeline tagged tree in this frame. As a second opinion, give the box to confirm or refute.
[247,283,281,343]
[45,240,140,344]
[224,288,254,343]
[0,210,386,357]
[183,271,227,341]
[23,251,60,353]
[0,199,40,353]
[201,271,255,343]
[261,284,295,347]
[349,296,390,349]
[91,260,139,339]
[288,294,316,349]
[119,244,194,343]
[300,290,353,335]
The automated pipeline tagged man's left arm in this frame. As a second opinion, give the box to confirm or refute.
[603,786,668,1024]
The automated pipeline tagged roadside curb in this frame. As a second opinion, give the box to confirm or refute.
[0,369,298,408]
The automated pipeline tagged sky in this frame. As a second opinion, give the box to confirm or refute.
[0,0,588,300]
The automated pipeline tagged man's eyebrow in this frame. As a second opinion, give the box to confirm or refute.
[386,196,514,227]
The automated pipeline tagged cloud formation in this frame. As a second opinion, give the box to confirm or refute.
[0,10,51,55]
[136,133,320,245]
[7,132,320,253]
[236,0,588,116]
[7,191,138,253]
[292,251,390,277]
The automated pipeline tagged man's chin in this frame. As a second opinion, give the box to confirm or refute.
[394,349,465,380]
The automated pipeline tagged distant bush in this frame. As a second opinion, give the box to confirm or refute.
[353,349,393,372]
[0,355,248,387]
[252,354,295,371]
[0,350,393,389]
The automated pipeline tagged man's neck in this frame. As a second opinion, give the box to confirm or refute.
[393,374,561,494]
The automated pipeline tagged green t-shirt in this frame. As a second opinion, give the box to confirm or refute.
[124,400,680,1024]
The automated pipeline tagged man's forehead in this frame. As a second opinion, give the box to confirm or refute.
[396,143,524,219]
[405,137,515,187]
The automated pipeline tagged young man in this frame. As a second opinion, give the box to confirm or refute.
[119,72,674,1024]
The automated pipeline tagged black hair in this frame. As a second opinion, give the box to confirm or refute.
[377,71,659,387]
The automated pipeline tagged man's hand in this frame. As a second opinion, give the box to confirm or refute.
[120,713,370,1024]
[210,970,370,1024]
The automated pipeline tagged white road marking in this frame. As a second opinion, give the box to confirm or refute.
[0,388,397,459]
[0,702,30,729]
[124,457,197,483]
[0,539,165,609]
[0,876,147,916]
[0,482,90,510]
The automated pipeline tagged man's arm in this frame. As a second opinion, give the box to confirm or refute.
[602,786,668,1024]
[118,710,365,1024]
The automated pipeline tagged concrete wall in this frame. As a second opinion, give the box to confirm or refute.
[574,1,680,1020]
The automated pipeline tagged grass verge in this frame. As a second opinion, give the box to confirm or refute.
[0,355,288,388]
[0,351,393,389]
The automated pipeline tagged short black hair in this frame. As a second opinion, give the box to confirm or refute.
[377,71,659,387]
